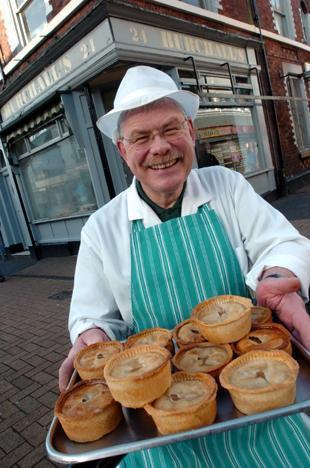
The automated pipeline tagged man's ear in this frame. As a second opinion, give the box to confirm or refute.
[187,118,196,144]
[116,140,128,163]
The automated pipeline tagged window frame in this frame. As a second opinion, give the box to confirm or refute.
[286,75,310,157]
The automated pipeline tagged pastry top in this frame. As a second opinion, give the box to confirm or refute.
[229,360,293,389]
[55,380,113,419]
[149,372,217,412]
[192,295,252,325]
[173,343,232,373]
[173,319,205,346]
[126,328,172,350]
[104,345,171,381]
[74,341,123,371]
[233,323,291,354]
[251,306,272,327]
[220,350,299,393]
[154,380,209,410]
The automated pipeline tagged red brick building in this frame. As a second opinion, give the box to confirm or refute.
[0,0,309,256]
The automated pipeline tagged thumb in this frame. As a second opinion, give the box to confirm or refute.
[259,276,301,295]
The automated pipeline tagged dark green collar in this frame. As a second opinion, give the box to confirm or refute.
[136,180,186,222]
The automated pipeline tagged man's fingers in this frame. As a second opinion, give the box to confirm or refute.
[59,357,74,392]
[263,276,301,293]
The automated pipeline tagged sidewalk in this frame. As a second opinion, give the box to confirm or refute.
[0,186,309,467]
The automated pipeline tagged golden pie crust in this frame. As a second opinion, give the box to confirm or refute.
[74,341,123,380]
[172,342,233,378]
[251,306,273,328]
[173,319,206,348]
[145,372,217,435]
[125,327,174,354]
[232,323,292,355]
[54,380,123,442]
[103,345,172,408]
[191,295,252,344]
[219,350,299,415]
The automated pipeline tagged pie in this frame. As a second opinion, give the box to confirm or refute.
[145,372,217,435]
[103,345,172,408]
[173,319,206,347]
[54,380,123,442]
[219,350,299,415]
[232,323,292,355]
[172,342,233,378]
[191,295,252,343]
[125,327,174,354]
[251,306,272,327]
[74,341,123,380]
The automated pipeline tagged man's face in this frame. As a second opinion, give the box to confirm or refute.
[116,100,195,206]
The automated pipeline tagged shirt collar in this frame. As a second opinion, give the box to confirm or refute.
[127,169,212,227]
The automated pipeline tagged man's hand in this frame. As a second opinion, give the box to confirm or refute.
[256,276,310,350]
[59,328,110,392]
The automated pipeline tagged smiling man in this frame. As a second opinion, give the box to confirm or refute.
[59,66,310,467]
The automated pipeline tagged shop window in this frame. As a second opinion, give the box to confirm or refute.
[287,76,310,157]
[194,108,262,174]
[181,0,221,12]
[270,0,295,39]
[300,1,310,44]
[9,116,97,221]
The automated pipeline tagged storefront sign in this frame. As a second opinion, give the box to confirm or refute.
[2,18,247,123]
[110,18,248,65]
[1,20,114,122]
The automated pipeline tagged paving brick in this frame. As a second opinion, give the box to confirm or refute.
[14,395,43,415]
[0,441,32,467]
[0,428,24,453]
[12,376,35,390]
[17,443,47,468]
[0,400,19,419]
[20,421,47,447]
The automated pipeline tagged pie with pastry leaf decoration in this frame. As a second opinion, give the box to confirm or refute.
[250,306,272,327]
[103,345,171,408]
[54,380,123,442]
[191,295,252,343]
[145,371,217,434]
[219,350,299,415]
[125,327,173,353]
[173,319,206,347]
[232,323,292,355]
[172,342,233,378]
[74,341,123,380]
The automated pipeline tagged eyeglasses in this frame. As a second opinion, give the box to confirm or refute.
[120,119,189,150]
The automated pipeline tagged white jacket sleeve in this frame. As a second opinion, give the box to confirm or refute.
[230,171,310,299]
[68,227,130,345]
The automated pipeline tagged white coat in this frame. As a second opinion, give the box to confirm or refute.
[69,167,310,344]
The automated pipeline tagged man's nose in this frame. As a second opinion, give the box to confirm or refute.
[149,132,171,153]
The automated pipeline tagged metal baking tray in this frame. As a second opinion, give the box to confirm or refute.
[46,344,310,465]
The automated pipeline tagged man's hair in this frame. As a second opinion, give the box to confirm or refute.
[115,97,186,141]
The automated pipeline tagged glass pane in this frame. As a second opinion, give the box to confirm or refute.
[10,138,28,156]
[28,122,59,149]
[194,107,262,174]
[290,79,310,149]
[182,0,202,6]
[21,0,52,41]
[20,135,97,220]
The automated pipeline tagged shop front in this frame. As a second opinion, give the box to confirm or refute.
[0,16,276,255]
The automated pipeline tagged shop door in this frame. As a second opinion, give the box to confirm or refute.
[61,91,112,208]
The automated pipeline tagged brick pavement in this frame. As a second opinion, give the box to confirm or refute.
[0,187,309,467]
[0,257,76,467]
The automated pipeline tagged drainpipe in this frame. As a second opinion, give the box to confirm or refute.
[250,0,286,195]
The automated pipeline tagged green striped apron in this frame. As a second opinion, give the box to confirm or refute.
[121,204,308,468]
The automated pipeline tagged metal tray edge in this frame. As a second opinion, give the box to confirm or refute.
[46,399,310,464]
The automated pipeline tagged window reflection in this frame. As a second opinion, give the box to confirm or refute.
[194,107,261,174]
[20,136,97,220]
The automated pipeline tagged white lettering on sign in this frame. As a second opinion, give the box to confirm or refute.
[1,21,113,122]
